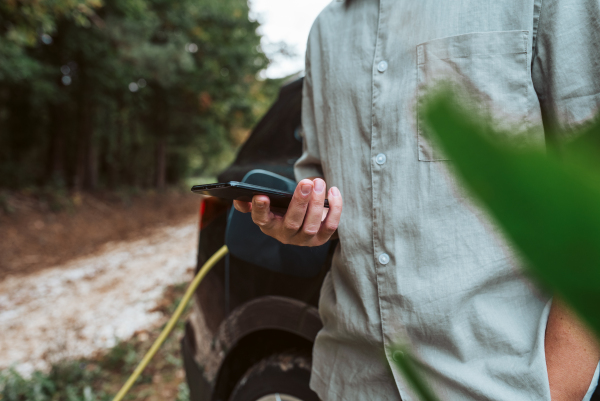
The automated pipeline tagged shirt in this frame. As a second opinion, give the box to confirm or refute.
[294,1,600,400]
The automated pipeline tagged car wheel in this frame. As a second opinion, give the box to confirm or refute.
[228,352,320,401]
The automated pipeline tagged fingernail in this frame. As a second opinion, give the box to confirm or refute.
[301,184,312,196]
[314,179,325,193]
[256,200,265,207]
[331,187,340,197]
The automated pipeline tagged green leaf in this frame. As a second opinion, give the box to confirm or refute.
[389,347,440,401]
[422,90,600,337]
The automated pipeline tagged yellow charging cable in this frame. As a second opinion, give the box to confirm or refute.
[112,245,229,401]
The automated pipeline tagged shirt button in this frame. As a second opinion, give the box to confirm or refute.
[377,60,388,73]
[375,153,386,165]
[392,350,404,362]
[378,253,390,265]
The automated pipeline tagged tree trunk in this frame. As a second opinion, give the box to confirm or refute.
[74,104,89,190]
[87,137,98,189]
[153,88,168,190]
[111,96,125,188]
[155,136,166,190]
[47,103,65,185]
[74,62,97,191]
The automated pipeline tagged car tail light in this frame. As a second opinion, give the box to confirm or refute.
[198,196,228,230]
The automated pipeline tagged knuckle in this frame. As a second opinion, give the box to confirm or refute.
[320,227,333,236]
[303,227,319,236]
[252,215,267,227]
[294,199,309,209]
[283,220,301,232]
[258,226,271,236]
[298,230,317,242]
[324,221,339,233]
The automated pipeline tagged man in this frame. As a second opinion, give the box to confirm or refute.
[234,0,600,399]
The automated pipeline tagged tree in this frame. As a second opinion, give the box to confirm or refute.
[0,0,280,190]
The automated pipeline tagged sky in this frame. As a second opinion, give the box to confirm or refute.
[249,0,332,79]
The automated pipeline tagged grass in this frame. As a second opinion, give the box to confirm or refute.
[0,282,193,401]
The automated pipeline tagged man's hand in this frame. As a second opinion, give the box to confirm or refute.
[233,178,342,246]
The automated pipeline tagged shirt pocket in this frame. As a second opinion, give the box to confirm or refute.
[416,30,529,161]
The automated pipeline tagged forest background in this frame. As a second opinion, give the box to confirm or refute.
[0,0,285,191]
[0,0,293,278]
[0,2,292,397]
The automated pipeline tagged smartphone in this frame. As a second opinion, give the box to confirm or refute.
[191,181,329,209]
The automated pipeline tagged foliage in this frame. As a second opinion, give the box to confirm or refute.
[0,0,283,190]
[175,382,190,401]
[390,90,600,400]
[389,347,439,401]
[422,91,600,337]
[0,361,110,401]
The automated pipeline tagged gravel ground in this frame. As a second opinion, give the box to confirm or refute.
[0,218,198,377]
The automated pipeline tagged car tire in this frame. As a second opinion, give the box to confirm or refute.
[228,352,320,401]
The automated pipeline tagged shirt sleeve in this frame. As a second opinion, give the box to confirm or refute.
[294,39,324,182]
[532,0,600,141]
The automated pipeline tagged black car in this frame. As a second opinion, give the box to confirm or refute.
[181,77,333,401]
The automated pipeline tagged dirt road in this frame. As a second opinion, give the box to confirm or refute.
[0,218,198,376]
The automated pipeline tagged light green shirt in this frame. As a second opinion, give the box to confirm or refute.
[295,0,600,400]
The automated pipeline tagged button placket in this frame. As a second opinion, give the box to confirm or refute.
[368,2,410,399]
